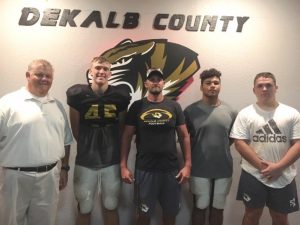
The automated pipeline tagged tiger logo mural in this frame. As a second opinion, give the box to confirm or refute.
[87,38,200,103]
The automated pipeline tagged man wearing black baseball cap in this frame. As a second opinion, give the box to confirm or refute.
[120,68,191,225]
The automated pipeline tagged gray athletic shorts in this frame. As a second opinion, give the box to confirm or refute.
[237,170,299,213]
[190,176,232,209]
[134,169,181,217]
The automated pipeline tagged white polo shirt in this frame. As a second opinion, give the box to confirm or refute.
[0,87,73,167]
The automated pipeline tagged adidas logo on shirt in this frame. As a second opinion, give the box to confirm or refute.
[253,119,287,143]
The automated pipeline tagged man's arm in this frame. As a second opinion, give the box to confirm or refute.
[118,110,127,133]
[234,139,263,170]
[120,125,136,184]
[59,145,70,190]
[69,107,80,141]
[261,139,300,180]
[176,124,192,184]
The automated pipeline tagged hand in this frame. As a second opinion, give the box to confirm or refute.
[260,160,282,181]
[121,167,134,184]
[59,170,68,190]
[175,165,191,184]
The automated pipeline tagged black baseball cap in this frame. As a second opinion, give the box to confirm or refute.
[146,68,164,80]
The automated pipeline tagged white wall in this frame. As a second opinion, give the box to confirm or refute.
[1,0,300,224]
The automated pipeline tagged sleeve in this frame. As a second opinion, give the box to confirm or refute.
[0,97,7,136]
[183,107,195,138]
[55,99,74,146]
[66,84,82,110]
[229,109,250,140]
[229,108,238,133]
[291,109,300,140]
[174,101,185,126]
[231,109,238,121]
[125,100,142,126]
[117,87,132,112]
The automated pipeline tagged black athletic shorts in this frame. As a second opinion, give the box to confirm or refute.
[237,170,299,213]
[134,169,181,217]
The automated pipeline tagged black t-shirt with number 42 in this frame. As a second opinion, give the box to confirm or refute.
[66,84,130,169]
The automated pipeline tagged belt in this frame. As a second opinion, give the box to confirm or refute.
[5,162,57,172]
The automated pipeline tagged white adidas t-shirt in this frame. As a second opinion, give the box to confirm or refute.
[230,103,300,188]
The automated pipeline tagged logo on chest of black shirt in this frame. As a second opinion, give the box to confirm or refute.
[253,119,287,143]
[140,109,173,126]
[84,104,117,120]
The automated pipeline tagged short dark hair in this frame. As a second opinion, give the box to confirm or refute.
[200,68,221,85]
[254,72,276,85]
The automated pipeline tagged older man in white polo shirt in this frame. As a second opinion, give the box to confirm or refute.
[0,59,73,225]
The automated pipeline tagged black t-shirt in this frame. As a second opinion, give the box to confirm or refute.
[126,98,185,172]
[66,84,131,169]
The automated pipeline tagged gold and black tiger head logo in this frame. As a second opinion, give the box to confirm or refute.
[87,38,200,102]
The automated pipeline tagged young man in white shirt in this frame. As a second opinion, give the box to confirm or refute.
[230,72,300,225]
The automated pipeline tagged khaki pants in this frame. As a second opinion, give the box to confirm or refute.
[0,166,60,225]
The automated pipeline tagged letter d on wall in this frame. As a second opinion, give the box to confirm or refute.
[19,7,40,26]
